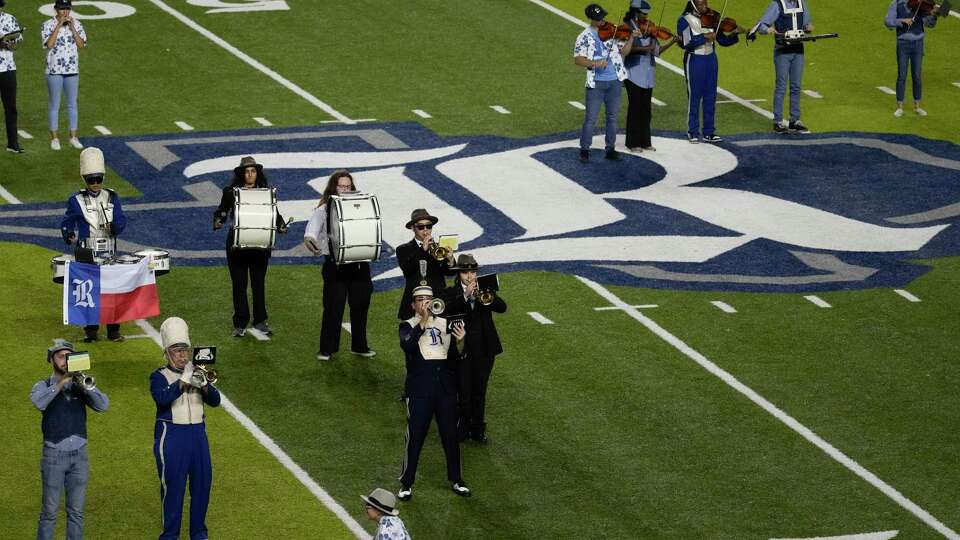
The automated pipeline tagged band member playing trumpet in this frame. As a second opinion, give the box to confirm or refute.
[150,317,220,540]
[395,208,454,321]
[304,170,375,361]
[214,156,287,337]
[444,254,506,444]
[31,339,109,540]
[61,147,127,343]
[398,285,471,500]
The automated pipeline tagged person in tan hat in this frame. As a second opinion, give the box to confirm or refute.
[445,254,507,443]
[213,156,288,337]
[362,487,410,539]
[60,146,128,342]
[395,208,454,320]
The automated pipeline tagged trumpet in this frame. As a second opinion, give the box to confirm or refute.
[474,288,496,306]
[71,372,96,392]
[429,297,446,316]
[427,241,450,262]
[190,365,219,387]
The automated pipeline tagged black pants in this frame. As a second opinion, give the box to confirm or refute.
[85,323,120,337]
[319,258,372,354]
[226,248,270,328]
[625,79,653,149]
[400,394,462,487]
[0,70,17,149]
[457,354,496,439]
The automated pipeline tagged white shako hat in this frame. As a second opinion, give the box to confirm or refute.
[80,147,106,178]
[160,317,191,350]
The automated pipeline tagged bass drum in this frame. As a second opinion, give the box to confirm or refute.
[51,254,74,284]
[328,192,382,263]
[135,249,171,275]
[233,187,278,249]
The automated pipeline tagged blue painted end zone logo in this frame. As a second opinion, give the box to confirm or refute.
[3,122,959,293]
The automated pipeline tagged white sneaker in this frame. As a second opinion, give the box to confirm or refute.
[915,107,928,117]
[69,137,84,149]
[893,108,903,118]
[50,139,61,151]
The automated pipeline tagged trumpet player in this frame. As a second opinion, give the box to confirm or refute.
[397,285,471,501]
[31,338,109,540]
[150,317,220,540]
[445,254,507,444]
[396,208,455,320]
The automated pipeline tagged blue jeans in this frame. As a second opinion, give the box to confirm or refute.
[37,446,89,540]
[46,74,79,132]
[580,79,622,151]
[895,39,923,103]
[773,51,804,123]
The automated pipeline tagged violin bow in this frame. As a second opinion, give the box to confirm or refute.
[714,0,729,35]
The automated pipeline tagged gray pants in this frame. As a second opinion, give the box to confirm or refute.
[773,51,804,123]
[37,446,89,540]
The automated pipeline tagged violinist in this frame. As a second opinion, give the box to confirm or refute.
[677,0,741,144]
[753,0,814,134]
[885,0,941,117]
[573,3,639,162]
[623,0,677,152]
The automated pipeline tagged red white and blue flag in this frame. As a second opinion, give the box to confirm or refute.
[62,258,160,325]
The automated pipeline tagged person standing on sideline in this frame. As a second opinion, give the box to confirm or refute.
[304,170,376,361]
[752,0,814,133]
[677,0,741,143]
[574,3,638,163]
[150,317,221,540]
[362,488,411,540]
[885,0,939,117]
[623,0,677,152]
[0,0,24,153]
[42,0,86,151]
[31,338,109,540]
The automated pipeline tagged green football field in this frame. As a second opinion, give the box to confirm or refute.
[2,1,960,539]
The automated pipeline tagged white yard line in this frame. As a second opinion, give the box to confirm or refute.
[93,125,113,135]
[525,0,775,120]
[175,121,195,131]
[245,327,271,341]
[147,0,355,124]
[527,311,554,324]
[804,295,832,308]
[717,98,766,104]
[319,118,377,124]
[123,333,152,340]
[953,82,960,90]
[575,277,960,540]
[711,301,737,314]
[594,304,658,310]
[0,184,22,204]
[134,319,370,540]
[803,90,823,99]
[877,86,896,96]
[17,129,32,139]
[490,105,512,114]
[651,97,666,106]
[412,109,433,118]
[253,117,273,127]
[893,289,921,303]
[342,323,352,333]
[950,10,960,19]
[568,101,586,110]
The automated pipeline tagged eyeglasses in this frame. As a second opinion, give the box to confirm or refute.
[415,223,433,231]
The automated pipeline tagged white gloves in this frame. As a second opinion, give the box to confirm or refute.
[179,362,195,385]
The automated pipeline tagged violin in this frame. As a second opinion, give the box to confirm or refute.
[907,0,951,17]
[636,19,675,41]
[699,8,746,35]
[597,20,635,41]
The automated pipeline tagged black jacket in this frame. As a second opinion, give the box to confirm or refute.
[395,238,452,320]
[443,284,506,359]
[399,321,461,398]
[214,186,286,251]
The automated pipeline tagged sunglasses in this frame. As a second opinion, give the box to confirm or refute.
[415,223,433,231]
[84,176,103,185]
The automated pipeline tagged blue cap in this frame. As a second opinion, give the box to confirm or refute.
[631,0,653,12]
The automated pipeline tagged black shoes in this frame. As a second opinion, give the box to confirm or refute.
[6,145,25,153]
[83,334,98,343]
[773,121,789,134]
[604,149,621,161]
[107,332,124,342]
[702,134,723,143]
[789,120,810,134]
[451,482,471,497]
[578,149,589,163]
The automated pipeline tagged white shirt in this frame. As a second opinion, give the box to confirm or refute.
[0,12,22,73]
[573,27,628,88]
[41,18,87,75]
[682,12,715,56]
[304,203,331,256]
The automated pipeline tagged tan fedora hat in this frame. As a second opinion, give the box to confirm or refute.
[361,488,399,516]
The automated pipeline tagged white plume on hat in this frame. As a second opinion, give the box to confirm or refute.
[160,317,191,350]
[80,147,105,178]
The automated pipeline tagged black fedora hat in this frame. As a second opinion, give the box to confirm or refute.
[451,253,480,271]
[233,156,263,175]
[405,208,439,229]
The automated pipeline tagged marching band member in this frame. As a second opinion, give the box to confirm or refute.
[574,3,637,163]
[397,285,471,500]
[150,317,220,540]
[214,156,287,337]
[31,339,109,540]
[61,147,127,343]
[303,170,375,361]
[0,0,24,153]
[623,0,677,152]
[885,0,938,117]
[444,254,507,444]
[678,0,741,143]
[395,208,454,321]
[753,0,814,133]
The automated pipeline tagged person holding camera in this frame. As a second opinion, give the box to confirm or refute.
[31,338,109,540]
[42,0,86,151]
[397,285,471,501]
[0,0,24,153]
[150,317,221,540]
